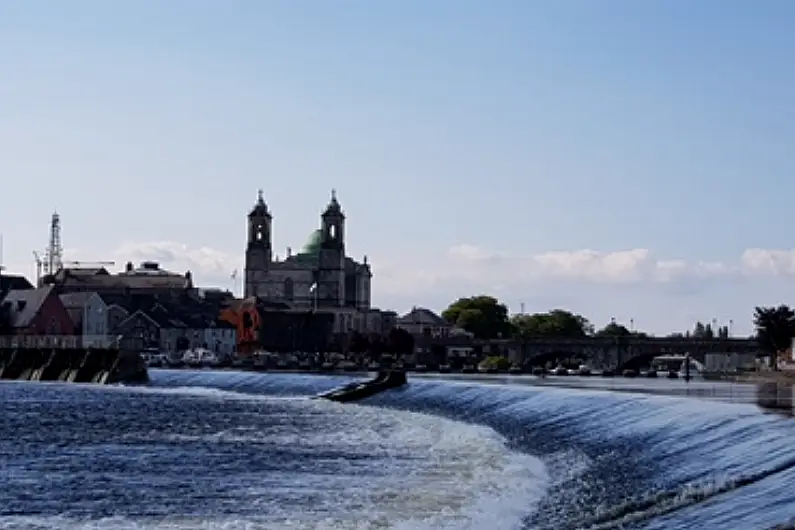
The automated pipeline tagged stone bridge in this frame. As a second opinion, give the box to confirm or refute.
[424,336,759,371]
[517,337,758,370]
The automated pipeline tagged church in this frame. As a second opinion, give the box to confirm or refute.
[244,190,391,335]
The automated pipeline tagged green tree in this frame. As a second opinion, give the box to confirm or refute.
[511,309,593,338]
[387,327,415,356]
[692,321,715,339]
[367,333,385,360]
[596,321,650,338]
[754,305,795,371]
[442,296,513,339]
[348,331,369,355]
[595,322,631,337]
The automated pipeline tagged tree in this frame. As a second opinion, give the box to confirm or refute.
[753,305,795,371]
[367,333,385,361]
[692,321,714,339]
[595,321,649,338]
[387,327,415,356]
[595,322,632,337]
[442,296,513,339]
[348,331,369,355]
[511,309,593,339]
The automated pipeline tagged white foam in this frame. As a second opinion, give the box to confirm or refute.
[2,384,547,530]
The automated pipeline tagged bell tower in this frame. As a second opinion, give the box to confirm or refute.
[244,189,273,298]
[317,189,345,307]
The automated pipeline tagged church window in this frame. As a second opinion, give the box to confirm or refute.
[329,224,336,239]
[284,277,294,301]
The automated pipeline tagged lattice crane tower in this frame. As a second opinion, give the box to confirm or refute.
[44,211,63,276]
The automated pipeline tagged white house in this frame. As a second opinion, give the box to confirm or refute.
[202,321,237,356]
[59,291,110,348]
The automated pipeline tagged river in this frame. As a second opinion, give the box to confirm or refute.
[1,370,794,529]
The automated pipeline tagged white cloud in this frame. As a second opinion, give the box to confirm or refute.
[113,241,240,278]
[109,240,795,296]
[740,248,795,276]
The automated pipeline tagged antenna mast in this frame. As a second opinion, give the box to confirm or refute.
[44,211,63,276]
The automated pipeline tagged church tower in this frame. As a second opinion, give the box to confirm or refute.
[317,189,346,307]
[244,190,272,298]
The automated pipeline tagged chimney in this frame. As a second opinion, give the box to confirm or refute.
[126,261,133,273]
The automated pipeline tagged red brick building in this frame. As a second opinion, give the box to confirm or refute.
[0,286,74,335]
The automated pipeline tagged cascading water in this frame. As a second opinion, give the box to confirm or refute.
[2,369,794,529]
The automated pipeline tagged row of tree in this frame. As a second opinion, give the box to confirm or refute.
[337,297,794,370]
[440,296,657,341]
[440,297,795,367]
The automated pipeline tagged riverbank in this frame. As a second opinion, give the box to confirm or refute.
[735,370,795,383]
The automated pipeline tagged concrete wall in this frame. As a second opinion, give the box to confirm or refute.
[0,347,147,384]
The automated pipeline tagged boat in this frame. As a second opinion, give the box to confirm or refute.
[438,364,451,373]
[578,365,592,376]
[509,364,523,374]
[552,366,568,376]
[317,371,408,403]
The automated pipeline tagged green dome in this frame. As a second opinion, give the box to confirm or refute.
[301,229,323,255]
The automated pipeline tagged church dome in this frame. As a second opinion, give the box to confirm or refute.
[301,229,323,255]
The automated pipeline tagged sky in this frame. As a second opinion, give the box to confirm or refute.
[2,1,795,336]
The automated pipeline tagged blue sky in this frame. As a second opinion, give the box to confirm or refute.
[2,1,794,335]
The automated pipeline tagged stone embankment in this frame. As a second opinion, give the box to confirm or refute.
[0,347,147,384]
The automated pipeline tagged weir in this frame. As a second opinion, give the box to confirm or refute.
[0,347,148,385]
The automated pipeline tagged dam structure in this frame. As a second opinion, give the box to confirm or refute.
[0,335,147,384]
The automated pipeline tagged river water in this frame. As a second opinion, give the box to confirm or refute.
[1,370,794,529]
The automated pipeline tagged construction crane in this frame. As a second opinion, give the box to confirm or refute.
[64,261,116,268]
[43,212,63,276]
[32,251,43,286]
